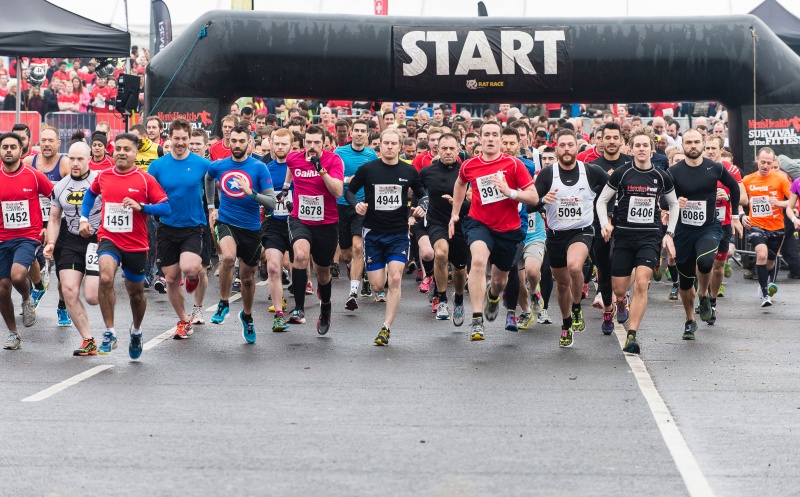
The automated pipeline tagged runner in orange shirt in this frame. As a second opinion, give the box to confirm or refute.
[741,147,792,306]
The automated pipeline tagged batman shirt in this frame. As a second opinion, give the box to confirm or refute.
[51,170,102,235]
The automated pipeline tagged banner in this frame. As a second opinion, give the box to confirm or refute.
[374,0,388,15]
[152,98,219,136]
[393,26,573,94]
[150,0,173,57]
[742,104,800,164]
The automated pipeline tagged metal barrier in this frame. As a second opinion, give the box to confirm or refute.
[0,111,42,145]
[44,112,126,153]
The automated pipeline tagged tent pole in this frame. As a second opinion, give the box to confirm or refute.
[15,57,21,124]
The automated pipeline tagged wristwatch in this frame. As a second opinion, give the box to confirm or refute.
[665,231,675,238]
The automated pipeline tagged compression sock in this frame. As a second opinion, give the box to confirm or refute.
[756,264,769,297]
[292,268,308,310]
[319,281,332,304]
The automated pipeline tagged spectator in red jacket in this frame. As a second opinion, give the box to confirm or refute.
[57,82,80,112]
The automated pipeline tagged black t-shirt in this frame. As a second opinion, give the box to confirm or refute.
[420,158,469,227]
[346,159,426,234]
[607,162,674,231]
[591,154,632,228]
[534,161,609,226]
[669,158,740,229]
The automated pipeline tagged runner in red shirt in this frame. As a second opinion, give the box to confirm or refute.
[449,121,539,341]
[89,133,114,171]
[0,132,54,350]
[79,133,170,360]
[411,127,442,173]
[210,114,238,161]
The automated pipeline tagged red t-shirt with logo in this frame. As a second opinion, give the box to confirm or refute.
[89,167,168,252]
[458,154,534,233]
[90,86,113,113]
[715,161,742,226]
[0,165,54,242]
[412,151,435,173]
[89,156,115,171]
[210,140,232,161]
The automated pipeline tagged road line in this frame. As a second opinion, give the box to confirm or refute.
[614,324,716,497]
[143,328,176,351]
[21,365,114,402]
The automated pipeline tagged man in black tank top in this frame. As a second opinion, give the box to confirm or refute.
[597,129,679,354]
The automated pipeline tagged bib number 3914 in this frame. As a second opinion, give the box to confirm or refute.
[476,172,506,205]
[681,200,706,227]
[298,195,324,222]
[103,203,133,233]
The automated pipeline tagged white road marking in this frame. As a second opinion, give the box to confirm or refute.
[21,365,114,402]
[143,328,176,351]
[614,324,716,497]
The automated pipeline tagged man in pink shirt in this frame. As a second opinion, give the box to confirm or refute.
[280,125,344,334]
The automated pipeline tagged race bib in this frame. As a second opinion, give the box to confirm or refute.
[273,200,290,217]
[556,197,583,223]
[751,195,772,218]
[628,196,655,224]
[375,184,402,211]
[2,200,31,229]
[298,195,324,222]
[716,205,727,222]
[85,243,99,271]
[39,195,51,220]
[681,200,706,226]
[476,172,506,205]
[103,203,133,233]
[527,214,537,233]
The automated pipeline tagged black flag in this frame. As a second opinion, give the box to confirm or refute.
[150,0,173,56]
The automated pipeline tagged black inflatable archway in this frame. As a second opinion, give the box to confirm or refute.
[146,11,800,167]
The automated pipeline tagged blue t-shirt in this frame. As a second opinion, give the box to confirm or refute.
[208,156,273,231]
[516,158,545,243]
[335,144,378,205]
[265,158,290,220]
[148,153,211,228]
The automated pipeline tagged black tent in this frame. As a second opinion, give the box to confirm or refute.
[0,0,130,57]
[750,0,800,55]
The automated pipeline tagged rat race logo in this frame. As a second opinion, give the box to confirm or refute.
[393,26,572,93]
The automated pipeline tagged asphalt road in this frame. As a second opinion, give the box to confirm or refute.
[1,265,798,497]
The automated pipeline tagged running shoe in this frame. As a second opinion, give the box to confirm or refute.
[559,326,573,348]
[592,293,603,309]
[653,265,662,282]
[173,321,192,340]
[269,298,288,313]
[436,301,450,320]
[374,325,390,346]
[623,333,640,354]
[517,311,533,330]
[405,260,416,275]
[272,314,290,332]
[761,295,772,307]
[330,263,340,278]
[717,284,725,298]
[4,333,21,350]
[129,325,143,360]
[360,280,372,297]
[345,292,359,310]
[571,307,585,332]
[288,309,306,324]
[531,291,543,315]
[30,287,46,310]
[239,311,256,344]
[768,283,778,297]
[484,286,500,322]
[306,281,313,295]
[470,317,485,341]
[698,295,713,322]
[144,274,153,289]
[375,291,387,303]
[191,305,205,325]
[73,337,97,356]
[57,308,72,327]
[22,299,36,327]
[232,278,241,293]
[669,283,679,301]
[505,313,518,332]
[282,269,291,287]
[615,297,629,324]
[419,276,433,294]
[98,331,117,354]
[211,302,230,324]
[601,310,615,335]
[682,320,697,340]
[537,308,552,324]
[431,295,440,313]
[317,302,332,335]
[185,276,200,294]
[708,307,717,325]
[581,283,589,300]
[154,277,166,294]
[259,261,268,280]
[416,268,424,282]
[665,267,671,281]
[724,259,732,278]
[453,298,465,327]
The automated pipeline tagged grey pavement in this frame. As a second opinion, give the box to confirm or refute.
[1,266,799,497]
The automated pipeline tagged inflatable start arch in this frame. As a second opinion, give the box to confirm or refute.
[146,11,800,167]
